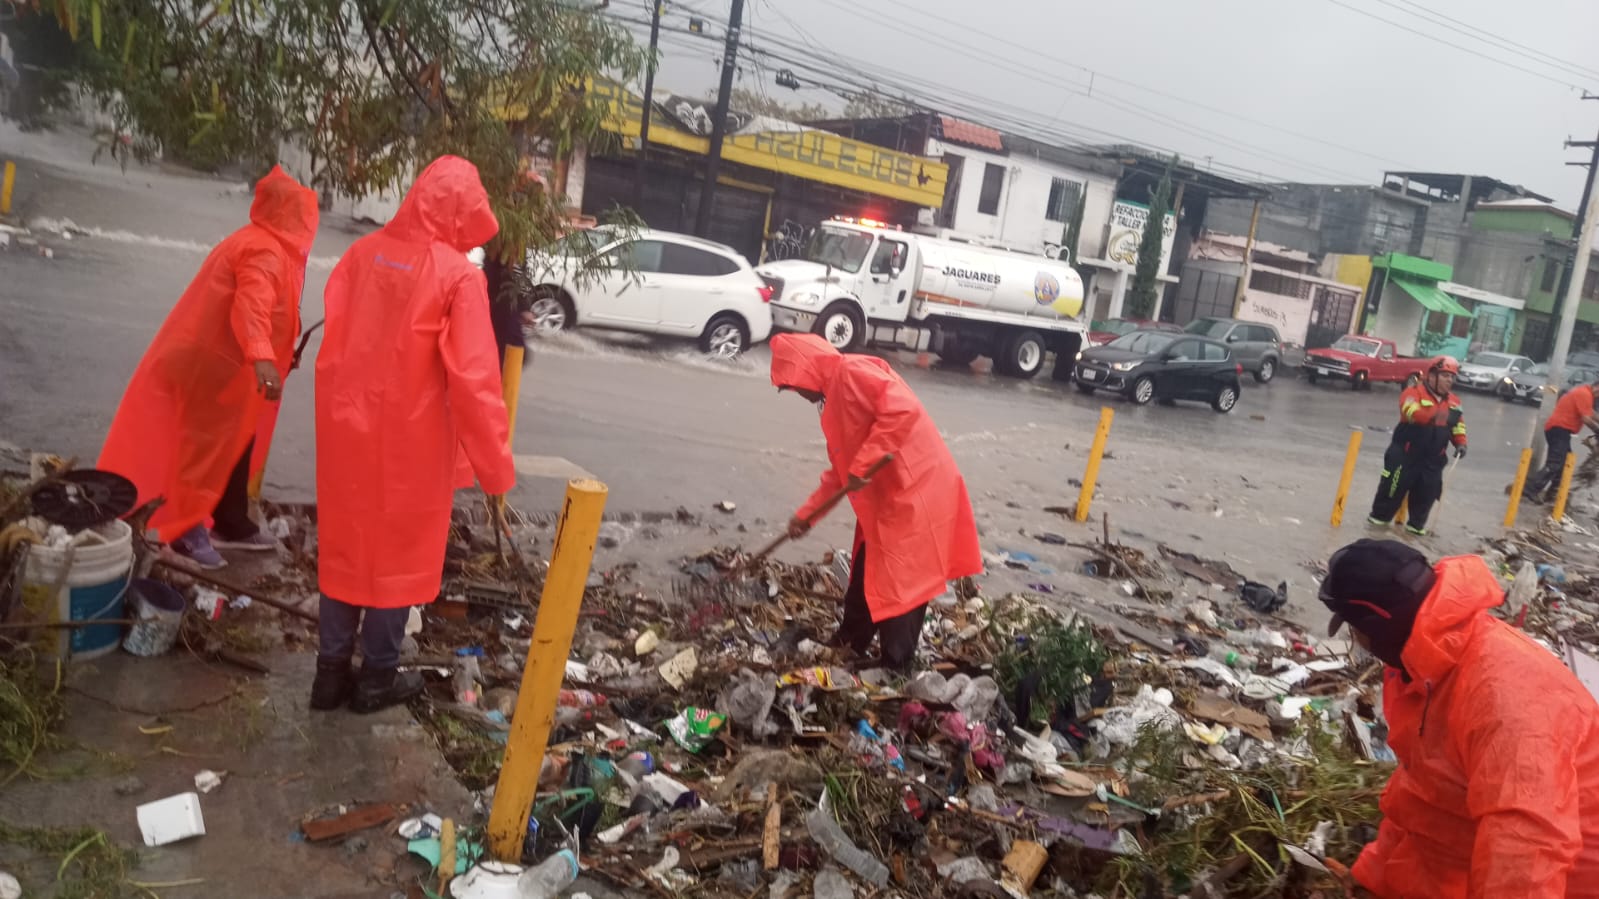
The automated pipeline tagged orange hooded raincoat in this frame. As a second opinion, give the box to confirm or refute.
[98,166,318,540]
[1356,554,1599,898]
[315,156,515,609]
[770,334,981,621]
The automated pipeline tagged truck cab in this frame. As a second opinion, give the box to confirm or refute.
[759,219,921,350]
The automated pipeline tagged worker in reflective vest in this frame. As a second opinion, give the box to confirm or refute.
[1367,356,1466,537]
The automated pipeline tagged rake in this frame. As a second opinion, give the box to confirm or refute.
[672,454,893,607]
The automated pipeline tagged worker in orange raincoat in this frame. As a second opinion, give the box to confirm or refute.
[1318,538,1599,898]
[313,156,515,713]
[771,334,981,669]
[99,166,319,568]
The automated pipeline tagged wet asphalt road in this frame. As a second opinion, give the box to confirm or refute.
[0,127,1559,629]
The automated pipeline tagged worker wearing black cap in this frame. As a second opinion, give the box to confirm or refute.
[1317,539,1599,898]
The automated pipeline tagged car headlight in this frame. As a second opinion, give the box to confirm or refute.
[1075,351,1084,361]
[1502,376,1513,385]
[790,292,821,308]
[1110,361,1138,372]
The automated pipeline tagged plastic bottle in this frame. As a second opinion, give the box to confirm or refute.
[516,848,579,899]
[557,689,603,708]
[1208,646,1256,669]
[454,649,483,706]
[806,801,890,886]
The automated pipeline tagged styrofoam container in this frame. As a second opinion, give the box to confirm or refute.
[136,792,206,846]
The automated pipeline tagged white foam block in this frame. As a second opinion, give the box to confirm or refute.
[136,792,206,846]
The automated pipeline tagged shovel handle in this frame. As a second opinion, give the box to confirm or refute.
[749,454,894,564]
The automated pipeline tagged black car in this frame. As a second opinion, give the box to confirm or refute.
[1073,330,1242,413]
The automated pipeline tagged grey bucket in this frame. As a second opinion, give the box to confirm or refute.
[122,579,185,657]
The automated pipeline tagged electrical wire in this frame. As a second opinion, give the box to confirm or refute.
[1374,0,1599,82]
[1319,0,1596,92]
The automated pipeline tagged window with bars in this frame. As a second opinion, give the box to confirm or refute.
[1045,177,1082,223]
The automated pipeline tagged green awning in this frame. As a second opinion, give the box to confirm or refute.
[1393,277,1474,318]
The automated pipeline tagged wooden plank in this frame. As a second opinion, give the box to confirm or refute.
[301,803,399,842]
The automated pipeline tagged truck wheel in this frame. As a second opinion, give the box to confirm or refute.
[1307,369,1319,385]
[1130,376,1156,405]
[997,330,1046,379]
[814,303,864,351]
[1254,357,1277,384]
[1076,383,1095,395]
[1353,370,1370,391]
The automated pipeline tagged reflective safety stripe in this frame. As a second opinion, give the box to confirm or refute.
[1453,423,1467,436]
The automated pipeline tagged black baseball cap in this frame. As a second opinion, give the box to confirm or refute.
[1319,539,1437,639]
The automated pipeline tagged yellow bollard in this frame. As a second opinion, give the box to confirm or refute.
[1330,430,1363,527]
[1074,407,1114,523]
[501,345,525,451]
[487,478,608,862]
[1,161,14,215]
[1552,451,1579,522]
[1504,448,1534,528]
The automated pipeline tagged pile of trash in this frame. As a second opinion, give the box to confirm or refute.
[405,534,1396,898]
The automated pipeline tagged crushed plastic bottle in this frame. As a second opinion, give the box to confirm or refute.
[454,648,484,706]
[516,849,579,899]
[806,795,889,886]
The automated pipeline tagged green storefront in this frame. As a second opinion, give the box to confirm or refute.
[1360,254,1477,359]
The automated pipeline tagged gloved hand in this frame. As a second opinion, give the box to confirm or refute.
[1454,444,1467,460]
[786,516,811,539]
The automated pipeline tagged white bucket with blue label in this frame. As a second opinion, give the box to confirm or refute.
[20,519,134,661]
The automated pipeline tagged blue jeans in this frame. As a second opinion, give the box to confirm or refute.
[318,595,410,671]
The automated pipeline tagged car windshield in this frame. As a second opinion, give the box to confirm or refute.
[1098,320,1139,336]
[1107,331,1178,355]
[1468,352,1515,368]
[1330,336,1381,356]
[802,226,874,273]
[544,228,613,257]
[1183,319,1232,339]
[1527,363,1550,377]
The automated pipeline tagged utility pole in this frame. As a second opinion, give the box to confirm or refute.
[692,0,745,237]
[1530,99,1599,469]
[1231,198,1262,317]
[632,1,664,210]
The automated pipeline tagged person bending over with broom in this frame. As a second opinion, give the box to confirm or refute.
[770,334,981,670]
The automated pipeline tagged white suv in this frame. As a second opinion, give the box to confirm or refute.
[523,229,773,357]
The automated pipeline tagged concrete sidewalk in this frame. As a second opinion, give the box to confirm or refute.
[0,651,471,898]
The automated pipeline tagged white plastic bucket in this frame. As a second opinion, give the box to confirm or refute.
[19,519,134,661]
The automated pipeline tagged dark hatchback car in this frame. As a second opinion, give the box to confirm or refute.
[1074,330,1242,413]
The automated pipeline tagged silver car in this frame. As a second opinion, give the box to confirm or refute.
[1182,317,1283,383]
[1457,351,1534,392]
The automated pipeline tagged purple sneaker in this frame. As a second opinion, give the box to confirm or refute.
[211,530,280,552]
[169,525,227,569]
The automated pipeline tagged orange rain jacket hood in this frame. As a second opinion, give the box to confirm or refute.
[99,166,318,539]
[315,156,515,608]
[770,334,981,621]
[1355,554,1599,898]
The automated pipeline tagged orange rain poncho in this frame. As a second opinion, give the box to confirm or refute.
[315,156,515,609]
[98,166,318,540]
[770,334,981,621]
[1355,554,1599,898]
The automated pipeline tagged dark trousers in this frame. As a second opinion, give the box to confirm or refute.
[1528,427,1575,499]
[318,595,410,671]
[1369,445,1446,530]
[211,439,259,540]
[834,542,928,669]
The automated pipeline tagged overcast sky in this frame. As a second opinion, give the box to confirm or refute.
[613,0,1599,209]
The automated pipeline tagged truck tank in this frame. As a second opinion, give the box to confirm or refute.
[911,237,1085,321]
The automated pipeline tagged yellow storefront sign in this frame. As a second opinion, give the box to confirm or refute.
[587,80,947,207]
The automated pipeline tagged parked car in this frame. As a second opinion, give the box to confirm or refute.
[1304,336,1432,390]
[1182,317,1282,383]
[1087,318,1181,347]
[1499,364,1599,404]
[521,229,774,357]
[1073,330,1242,413]
[1455,351,1535,392]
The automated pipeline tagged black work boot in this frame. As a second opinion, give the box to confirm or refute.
[349,667,425,714]
[310,658,355,711]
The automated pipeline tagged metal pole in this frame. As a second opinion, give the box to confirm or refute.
[1231,199,1261,317]
[1530,144,1599,469]
[632,1,663,210]
[692,0,746,237]
[487,478,609,862]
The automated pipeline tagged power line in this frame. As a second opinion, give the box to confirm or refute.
[1319,0,1597,92]
[1377,0,1599,82]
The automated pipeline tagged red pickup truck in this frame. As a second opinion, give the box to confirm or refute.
[1304,336,1430,390]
